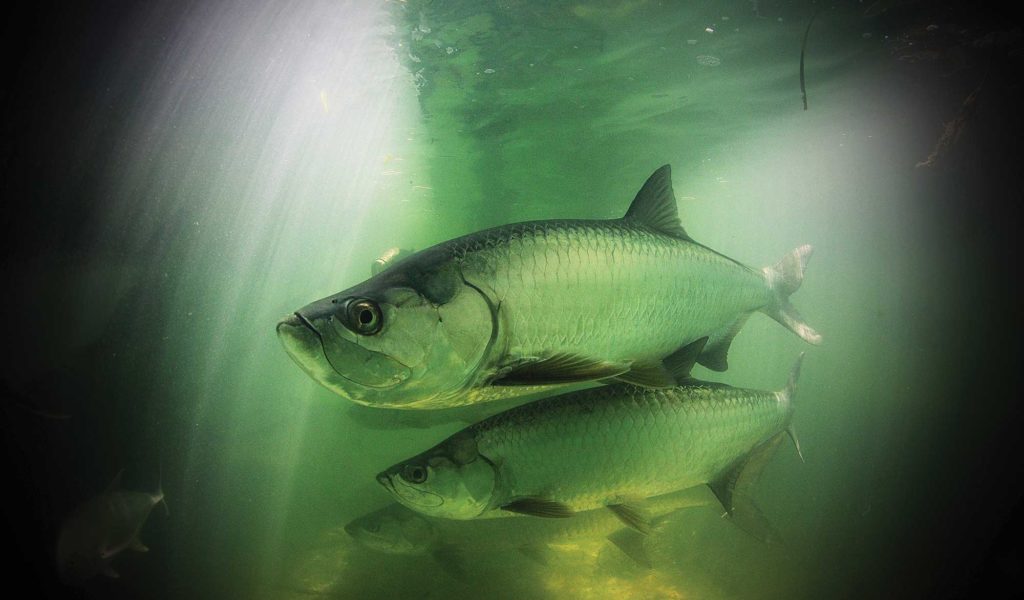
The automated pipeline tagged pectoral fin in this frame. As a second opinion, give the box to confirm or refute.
[607,528,653,569]
[493,355,629,386]
[707,433,785,545]
[501,497,574,518]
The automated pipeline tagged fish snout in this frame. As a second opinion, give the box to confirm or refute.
[376,472,392,491]
[277,312,317,336]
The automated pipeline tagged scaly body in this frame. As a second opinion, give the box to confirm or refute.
[377,354,803,525]
[278,165,819,409]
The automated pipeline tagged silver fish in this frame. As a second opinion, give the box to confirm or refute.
[277,165,820,409]
[345,487,712,575]
[55,470,167,584]
[377,347,804,542]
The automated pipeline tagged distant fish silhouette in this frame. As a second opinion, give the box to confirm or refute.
[56,470,167,584]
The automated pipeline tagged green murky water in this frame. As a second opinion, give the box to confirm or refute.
[4,1,1021,598]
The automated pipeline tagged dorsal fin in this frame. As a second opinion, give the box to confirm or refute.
[104,469,125,494]
[623,165,691,240]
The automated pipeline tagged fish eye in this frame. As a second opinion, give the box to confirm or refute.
[367,522,380,533]
[347,299,382,335]
[401,464,427,484]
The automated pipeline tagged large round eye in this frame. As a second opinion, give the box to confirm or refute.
[347,299,382,335]
[401,464,427,484]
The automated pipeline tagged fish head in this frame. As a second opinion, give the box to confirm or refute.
[344,504,436,555]
[376,432,496,519]
[277,251,495,408]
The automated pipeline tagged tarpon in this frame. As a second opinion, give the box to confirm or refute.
[344,487,712,575]
[56,470,167,584]
[377,344,804,543]
[278,165,820,409]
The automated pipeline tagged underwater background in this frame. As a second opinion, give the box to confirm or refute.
[2,1,1021,598]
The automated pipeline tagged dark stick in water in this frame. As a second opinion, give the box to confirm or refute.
[800,7,822,110]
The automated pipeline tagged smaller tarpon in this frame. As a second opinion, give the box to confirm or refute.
[377,340,804,542]
[345,487,712,577]
[56,470,168,584]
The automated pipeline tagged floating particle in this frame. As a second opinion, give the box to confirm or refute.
[705,26,715,33]
[446,46,455,54]
[687,39,697,45]
[484,68,496,74]
[696,54,721,67]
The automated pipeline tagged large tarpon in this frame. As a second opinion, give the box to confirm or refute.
[277,165,820,409]
[377,345,804,543]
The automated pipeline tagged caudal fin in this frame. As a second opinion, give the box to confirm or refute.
[781,353,805,463]
[762,245,822,345]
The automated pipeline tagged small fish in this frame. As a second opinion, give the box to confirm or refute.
[377,346,805,544]
[345,487,712,575]
[277,165,820,409]
[56,470,167,584]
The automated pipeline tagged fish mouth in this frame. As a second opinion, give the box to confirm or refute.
[276,310,411,399]
[376,472,395,493]
[377,471,445,508]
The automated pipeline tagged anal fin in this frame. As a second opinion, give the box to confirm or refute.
[607,503,651,534]
[707,433,786,545]
[698,315,750,372]
[616,337,710,387]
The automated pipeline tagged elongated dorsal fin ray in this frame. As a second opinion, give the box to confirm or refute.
[623,165,691,240]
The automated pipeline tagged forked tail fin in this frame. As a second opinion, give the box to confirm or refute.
[781,353,805,463]
[762,245,822,345]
